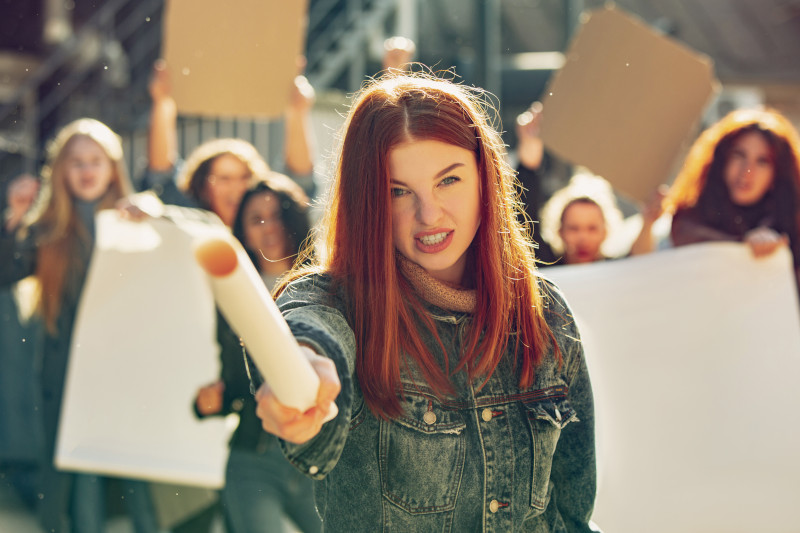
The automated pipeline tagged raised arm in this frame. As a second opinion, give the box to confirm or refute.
[284,67,316,178]
[0,175,39,286]
[147,59,177,173]
[629,185,668,256]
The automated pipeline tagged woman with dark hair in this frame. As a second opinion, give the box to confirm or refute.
[194,175,320,533]
[252,72,599,532]
[231,174,311,287]
[666,107,800,288]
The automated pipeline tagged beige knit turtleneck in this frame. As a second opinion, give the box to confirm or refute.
[397,254,476,313]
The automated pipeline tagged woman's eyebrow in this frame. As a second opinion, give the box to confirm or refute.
[435,162,465,178]
[390,162,466,187]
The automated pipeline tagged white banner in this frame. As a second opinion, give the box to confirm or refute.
[546,243,800,533]
[56,209,234,488]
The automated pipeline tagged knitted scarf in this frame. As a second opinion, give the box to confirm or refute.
[397,254,476,313]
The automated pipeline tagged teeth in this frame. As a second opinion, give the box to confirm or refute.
[419,232,448,245]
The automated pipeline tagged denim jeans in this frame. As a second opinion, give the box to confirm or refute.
[71,474,162,533]
[222,447,320,533]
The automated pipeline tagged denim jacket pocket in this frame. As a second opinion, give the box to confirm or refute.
[379,393,467,514]
[524,397,578,513]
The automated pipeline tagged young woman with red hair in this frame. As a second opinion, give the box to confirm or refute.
[666,108,800,288]
[254,73,599,532]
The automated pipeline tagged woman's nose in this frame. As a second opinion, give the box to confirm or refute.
[416,195,443,225]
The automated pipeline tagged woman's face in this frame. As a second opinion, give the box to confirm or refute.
[242,191,289,262]
[203,153,252,226]
[63,136,115,202]
[724,131,775,206]
[389,139,481,285]
[558,200,607,264]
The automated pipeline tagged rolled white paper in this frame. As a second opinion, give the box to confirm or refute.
[194,235,320,413]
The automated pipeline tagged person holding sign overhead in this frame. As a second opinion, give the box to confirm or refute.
[253,72,600,532]
[516,101,666,266]
[142,58,317,222]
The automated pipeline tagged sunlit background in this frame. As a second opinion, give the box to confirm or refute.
[2,0,800,531]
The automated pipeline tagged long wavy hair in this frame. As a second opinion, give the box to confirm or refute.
[279,73,559,418]
[26,118,132,332]
[666,108,800,264]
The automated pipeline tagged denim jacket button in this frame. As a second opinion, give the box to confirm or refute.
[481,408,493,422]
[489,499,500,513]
[309,466,319,475]
[423,411,437,425]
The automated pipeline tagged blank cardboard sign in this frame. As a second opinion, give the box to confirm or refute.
[540,6,719,203]
[163,0,308,118]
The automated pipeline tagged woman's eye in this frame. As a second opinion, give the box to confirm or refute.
[391,187,408,198]
[441,176,460,186]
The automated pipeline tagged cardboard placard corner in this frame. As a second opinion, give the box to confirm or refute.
[540,5,720,203]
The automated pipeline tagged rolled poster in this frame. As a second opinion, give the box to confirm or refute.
[194,236,321,413]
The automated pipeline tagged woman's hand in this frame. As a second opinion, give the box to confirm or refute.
[743,226,789,257]
[255,346,341,444]
[196,380,225,416]
[115,197,149,221]
[288,74,316,116]
[641,185,669,227]
[515,102,544,170]
[148,59,172,103]
[4,174,39,232]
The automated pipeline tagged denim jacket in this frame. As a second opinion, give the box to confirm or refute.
[274,273,599,532]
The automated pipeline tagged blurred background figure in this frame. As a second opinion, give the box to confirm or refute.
[538,172,625,265]
[0,173,43,512]
[143,59,317,216]
[0,119,162,533]
[516,102,666,265]
[194,176,319,533]
[665,108,800,291]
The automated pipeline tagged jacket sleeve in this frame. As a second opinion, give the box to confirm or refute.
[136,164,197,209]
[273,276,356,480]
[543,281,601,532]
[0,225,37,287]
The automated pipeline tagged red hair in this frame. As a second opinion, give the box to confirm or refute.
[281,73,558,418]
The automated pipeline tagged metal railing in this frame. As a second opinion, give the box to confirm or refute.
[0,0,400,180]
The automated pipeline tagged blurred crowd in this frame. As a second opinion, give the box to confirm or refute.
[1,33,799,533]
